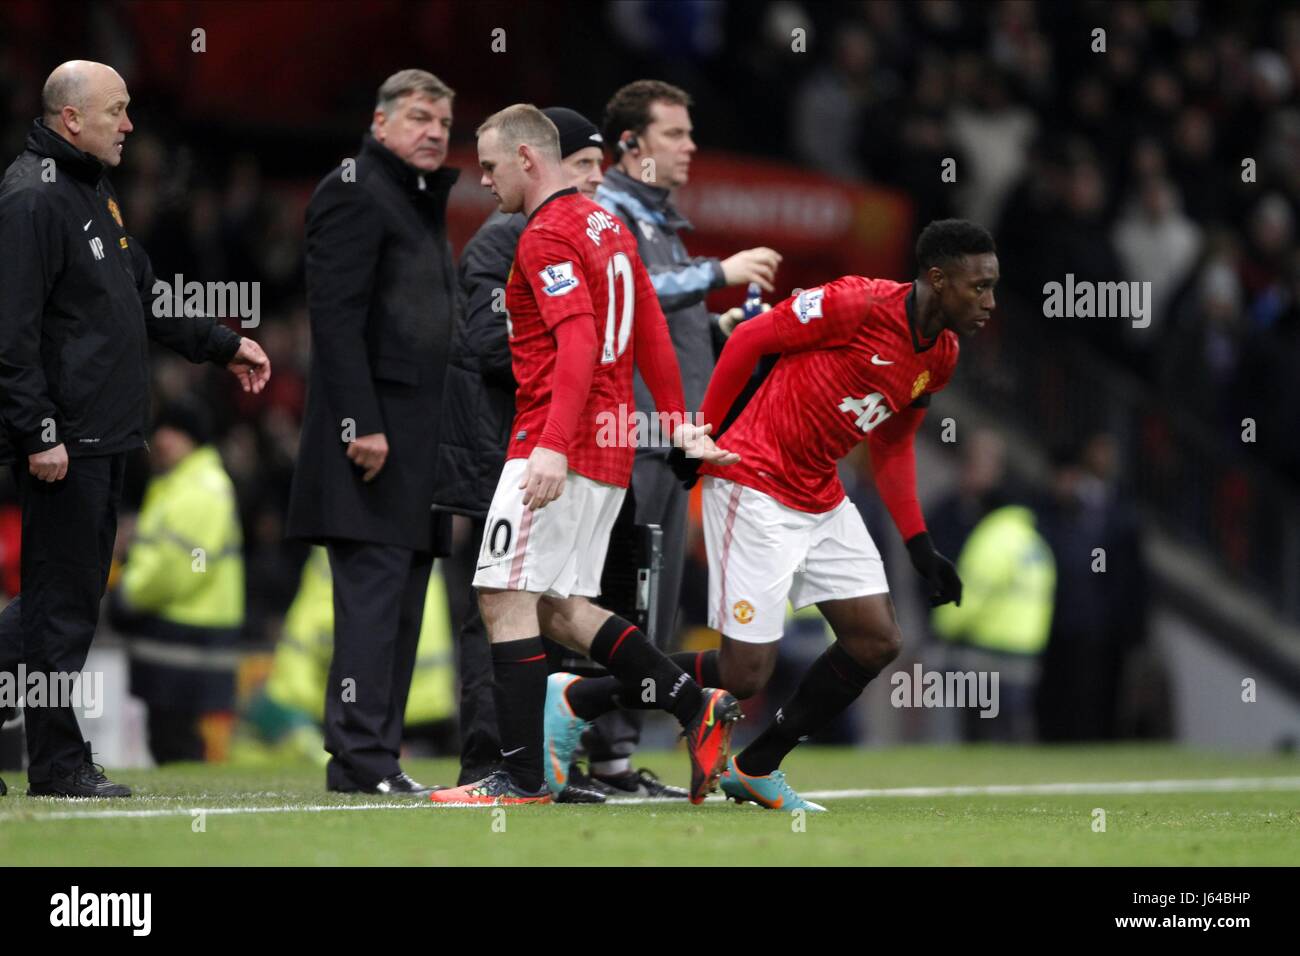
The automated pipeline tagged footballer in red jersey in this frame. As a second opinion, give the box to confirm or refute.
[433,104,741,807]
[551,219,998,811]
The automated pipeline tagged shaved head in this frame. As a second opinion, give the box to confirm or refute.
[41,61,133,167]
[43,61,118,119]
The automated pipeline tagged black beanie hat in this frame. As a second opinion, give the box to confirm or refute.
[542,107,604,159]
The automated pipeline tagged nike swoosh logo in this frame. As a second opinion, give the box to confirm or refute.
[83,220,93,231]
[871,355,894,365]
[501,746,526,757]
[737,769,783,809]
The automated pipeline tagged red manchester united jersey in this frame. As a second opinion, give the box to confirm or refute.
[702,276,959,512]
[505,188,663,487]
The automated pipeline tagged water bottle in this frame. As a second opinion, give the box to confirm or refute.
[742,281,763,321]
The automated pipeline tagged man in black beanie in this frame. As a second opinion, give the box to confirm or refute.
[432,106,614,800]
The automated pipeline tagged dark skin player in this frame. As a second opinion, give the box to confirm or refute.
[716,250,999,701]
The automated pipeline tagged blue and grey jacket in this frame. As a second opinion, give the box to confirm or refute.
[596,167,725,449]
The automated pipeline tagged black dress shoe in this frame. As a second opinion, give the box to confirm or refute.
[331,770,442,797]
[27,742,131,798]
[373,771,441,796]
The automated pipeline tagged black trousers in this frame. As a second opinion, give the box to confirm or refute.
[442,515,500,784]
[323,539,432,789]
[0,454,126,782]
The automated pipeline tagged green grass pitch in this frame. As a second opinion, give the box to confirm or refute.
[1,745,1297,865]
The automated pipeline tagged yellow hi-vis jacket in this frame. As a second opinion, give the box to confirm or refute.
[267,546,454,725]
[932,505,1056,656]
[120,445,244,628]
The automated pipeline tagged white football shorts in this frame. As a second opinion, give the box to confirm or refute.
[701,476,890,642]
[472,457,626,599]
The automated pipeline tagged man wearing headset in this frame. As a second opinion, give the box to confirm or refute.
[587,80,781,797]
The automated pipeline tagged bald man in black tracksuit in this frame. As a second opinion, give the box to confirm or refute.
[0,67,267,797]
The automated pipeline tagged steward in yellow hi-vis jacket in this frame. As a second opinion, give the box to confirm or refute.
[112,402,242,764]
[235,546,455,764]
[931,504,1055,743]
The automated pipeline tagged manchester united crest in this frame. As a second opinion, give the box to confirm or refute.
[107,197,123,229]
[911,370,930,399]
[732,600,755,625]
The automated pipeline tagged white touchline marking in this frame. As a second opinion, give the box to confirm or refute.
[4,776,1299,821]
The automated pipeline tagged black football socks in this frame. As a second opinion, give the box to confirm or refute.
[675,650,723,690]
[736,641,878,777]
[565,617,705,725]
[565,650,722,720]
[491,636,548,792]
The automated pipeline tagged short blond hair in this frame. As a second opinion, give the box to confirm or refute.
[476,103,560,162]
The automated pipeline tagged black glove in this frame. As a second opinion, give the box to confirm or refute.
[906,532,963,607]
[667,446,703,489]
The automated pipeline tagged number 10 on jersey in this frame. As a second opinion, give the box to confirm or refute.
[602,251,634,364]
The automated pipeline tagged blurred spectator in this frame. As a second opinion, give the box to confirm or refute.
[932,503,1056,743]
[790,24,893,181]
[110,401,243,763]
[1112,176,1203,366]
[925,428,1010,562]
[947,64,1036,228]
[1035,435,1151,741]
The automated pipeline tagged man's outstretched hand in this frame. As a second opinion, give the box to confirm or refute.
[668,421,740,489]
[227,337,271,394]
[675,421,740,467]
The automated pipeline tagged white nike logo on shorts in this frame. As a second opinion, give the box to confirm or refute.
[871,355,894,365]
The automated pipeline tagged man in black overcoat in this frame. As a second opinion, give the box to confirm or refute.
[287,69,459,795]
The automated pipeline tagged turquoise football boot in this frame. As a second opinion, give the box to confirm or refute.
[720,756,826,811]
[543,673,591,796]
